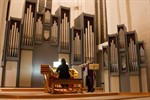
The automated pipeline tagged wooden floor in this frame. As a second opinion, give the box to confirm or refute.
[0,88,150,100]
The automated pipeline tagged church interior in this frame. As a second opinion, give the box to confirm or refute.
[0,0,150,99]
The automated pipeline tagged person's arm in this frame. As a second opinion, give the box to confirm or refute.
[56,65,60,73]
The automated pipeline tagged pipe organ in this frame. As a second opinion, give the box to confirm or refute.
[44,8,51,24]
[102,24,147,92]
[35,13,43,44]
[38,0,44,12]
[127,32,139,72]
[108,35,119,74]
[55,6,70,53]
[6,18,21,60]
[50,15,59,45]
[74,13,95,63]
[22,0,36,48]
[1,4,98,87]
[71,28,82,64]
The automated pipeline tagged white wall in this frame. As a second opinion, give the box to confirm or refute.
[106,0,149,34]
[0,0,8,87]
[52,0,95,27]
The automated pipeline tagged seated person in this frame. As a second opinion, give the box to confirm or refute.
[56,58,70,87]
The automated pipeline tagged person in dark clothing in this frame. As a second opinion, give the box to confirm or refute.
[56,58,70,87]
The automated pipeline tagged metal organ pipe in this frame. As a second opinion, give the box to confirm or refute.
[60,21,62,47]
[66,17,69,49]
[90,25,93,59]
[76,33,79,60]
[26,6,29,45]
[85,28,88,61]
[55,21,58,41]
[29,5,33,46]
[62,18,64,48]
[12,23,17,57]
[10,25,14,56]
[64,13,66,49]
[87,21,90,59]
[22,4,34,46]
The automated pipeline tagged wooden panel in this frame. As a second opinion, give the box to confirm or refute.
[19,50,32,87]
[104,70,109,92]
[140,68,148,92]
[130,76,140,92]
[110,76,120,92]
[4,61,17,87]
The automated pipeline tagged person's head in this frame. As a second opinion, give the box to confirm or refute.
[61,58,66,65]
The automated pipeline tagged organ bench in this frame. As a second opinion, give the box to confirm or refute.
[40,64,82,93]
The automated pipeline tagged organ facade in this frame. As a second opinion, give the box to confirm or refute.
[102,24,148,92]
[1,0,96,87]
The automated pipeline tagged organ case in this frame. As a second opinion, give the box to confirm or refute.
[44,7,51,25]
[6,17,21,61]
[126,31,139,74]
[71,27,82,65]
[74,13,95,63]
[50,15,59,46]
[108,34,119,75]
[55,6,70,53]
[35,12,43,44]
[21,0,36,49]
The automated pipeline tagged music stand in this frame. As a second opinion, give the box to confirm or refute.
[88,64,99,92]
[89,64,99,70]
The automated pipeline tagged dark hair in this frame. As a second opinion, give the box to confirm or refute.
[61,58,66,65]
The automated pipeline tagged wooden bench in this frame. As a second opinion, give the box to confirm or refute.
[41,64,82,93]
[51,79,82,93]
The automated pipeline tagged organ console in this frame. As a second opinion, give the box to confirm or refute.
[41,64,79,93]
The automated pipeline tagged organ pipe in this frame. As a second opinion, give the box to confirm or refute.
[8,22,19,58]
[22,4,35,47]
